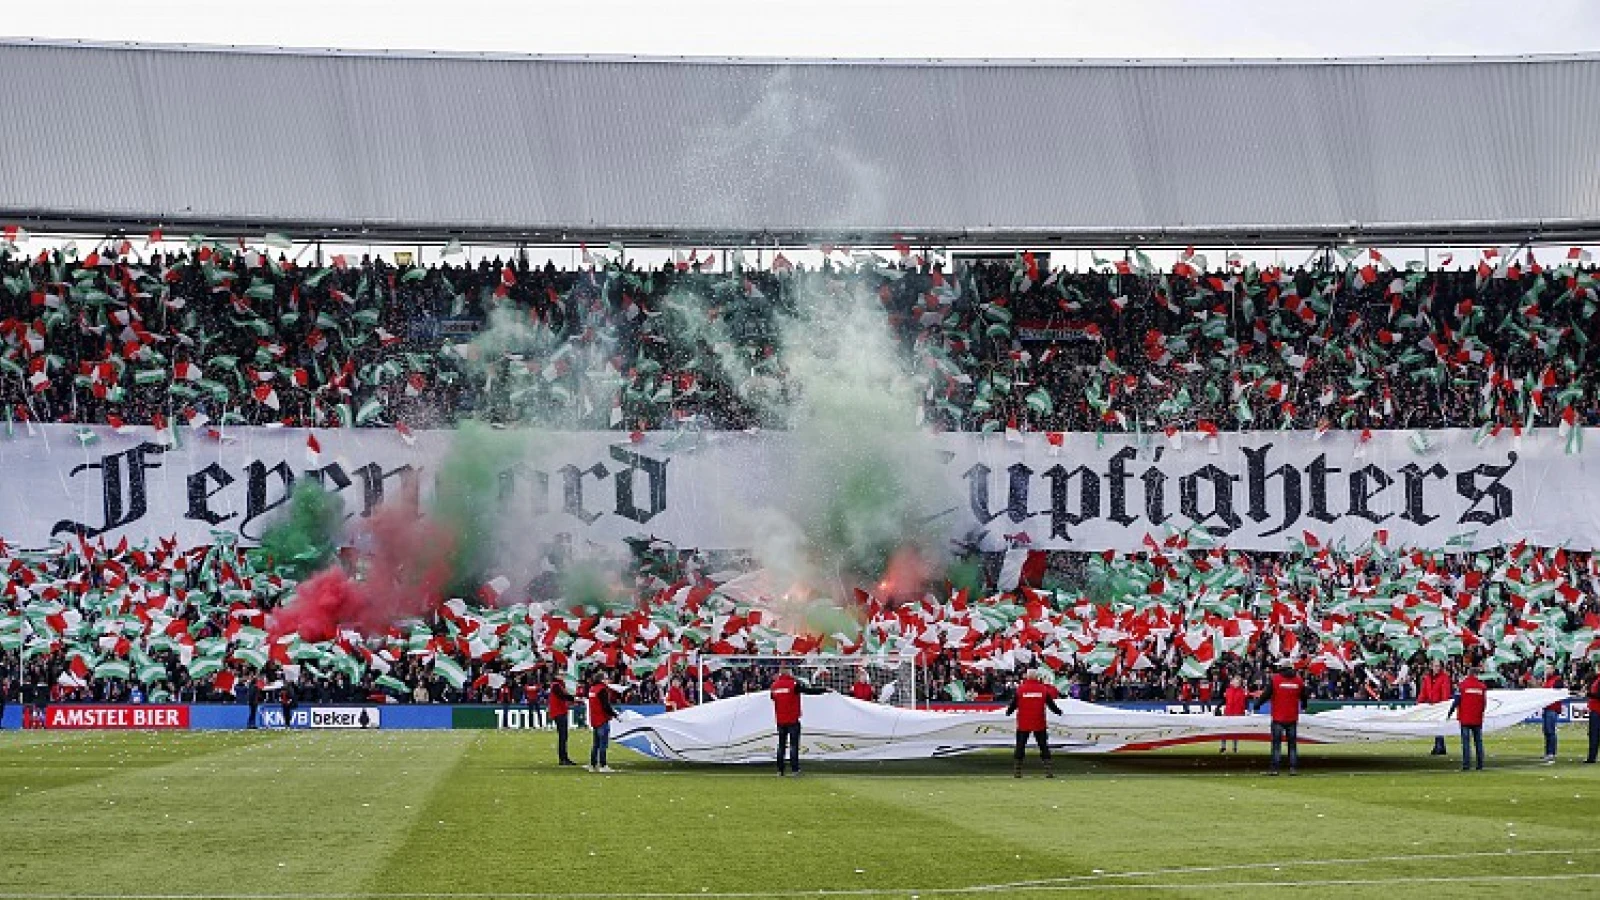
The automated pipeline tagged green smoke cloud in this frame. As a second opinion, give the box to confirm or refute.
[431,420,532,597]
[257,481,343,580]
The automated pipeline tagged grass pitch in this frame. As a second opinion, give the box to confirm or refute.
[1,725,1598,899]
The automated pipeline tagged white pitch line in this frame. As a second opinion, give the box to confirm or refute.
[0,848,1596,900]
[992,846,1600,889]
[986,873,1600,892]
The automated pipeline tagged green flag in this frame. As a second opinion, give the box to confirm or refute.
[433,656,467,689]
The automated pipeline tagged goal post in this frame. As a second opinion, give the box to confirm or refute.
[690,653,922,709]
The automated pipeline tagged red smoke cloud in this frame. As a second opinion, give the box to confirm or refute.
[876,545,932,602]
[269,502,457,642]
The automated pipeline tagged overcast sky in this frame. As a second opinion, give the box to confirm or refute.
[6,0,1600,59]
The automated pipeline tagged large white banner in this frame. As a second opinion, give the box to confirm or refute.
[0,424,1593,552]
[611,690,1567,761]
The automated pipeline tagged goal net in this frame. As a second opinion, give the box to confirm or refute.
[691,654,922,709]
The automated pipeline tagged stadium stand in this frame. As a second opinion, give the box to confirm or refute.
[3,245,1597,435]
[3,240,1599,710]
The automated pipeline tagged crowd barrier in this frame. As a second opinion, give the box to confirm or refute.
[0,700,1582,731]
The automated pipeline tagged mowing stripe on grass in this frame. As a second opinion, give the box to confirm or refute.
[4,875,1600,898]
[2,848,1597,898]
[994,845,1600,888]
[0,733,475,897]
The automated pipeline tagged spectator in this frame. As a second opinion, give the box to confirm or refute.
[586,671,619,773]
[1419,661,1453,757]
[1585,669,1600,765]
[850,671,875,702]
[1540,665,1564,763]
[1220,675,1248,754]
[770,661,827,777]
[1006,667,1063,778]
[664,676,692,713]
[549,675,577,767]
[1256,661,1306,776]
[278,680,297,729]
[1448,664,1489,771]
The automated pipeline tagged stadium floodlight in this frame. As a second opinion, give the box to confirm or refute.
[689,653,922,709]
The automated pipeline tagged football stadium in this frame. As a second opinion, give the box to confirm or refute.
[3,3,1600,897]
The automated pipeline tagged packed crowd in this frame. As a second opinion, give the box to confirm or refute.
[1,530,1597,711]
[2,237,1598,437]
[2,234,1600,714]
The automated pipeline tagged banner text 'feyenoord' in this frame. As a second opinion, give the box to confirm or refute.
[3,425,1591,552]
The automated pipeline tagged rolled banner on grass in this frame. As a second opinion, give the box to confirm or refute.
[610,689,1568,763]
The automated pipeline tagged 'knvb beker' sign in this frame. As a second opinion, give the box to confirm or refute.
[1,425,1592,552]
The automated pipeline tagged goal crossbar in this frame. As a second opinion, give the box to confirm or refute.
[690,653,922,708]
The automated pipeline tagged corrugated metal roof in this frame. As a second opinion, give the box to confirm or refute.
[1,40,1597,245]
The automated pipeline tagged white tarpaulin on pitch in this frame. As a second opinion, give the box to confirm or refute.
[610,690,1568,762]
[1,423,1592,551]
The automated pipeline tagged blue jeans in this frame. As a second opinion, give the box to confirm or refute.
[555,713,572,762]
[590,721,610,767]
[1541,709,1560,757]
[1460,725,1484,770]
[776,723,802,773]
[1270,721,1298,772]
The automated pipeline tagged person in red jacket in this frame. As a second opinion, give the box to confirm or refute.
[1254,661,1306,775]
[1419,660,1453,756]
[1005,669,1063,778]
[664,676,692,712]
[850,671,875,702]
[1447,664,1488,771]
[1584,668,1600,764]
[585,672,620,773]
[1540,667,1564,763]
[547,675,577,766]
[1219,675,1249,754]
[770,663,827,776]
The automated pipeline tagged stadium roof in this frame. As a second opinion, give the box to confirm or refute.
[3,39,1599,247]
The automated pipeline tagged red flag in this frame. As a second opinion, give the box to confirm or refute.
[252,385,280,410]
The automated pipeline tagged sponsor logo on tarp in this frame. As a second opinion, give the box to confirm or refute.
[45,705,189,729]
